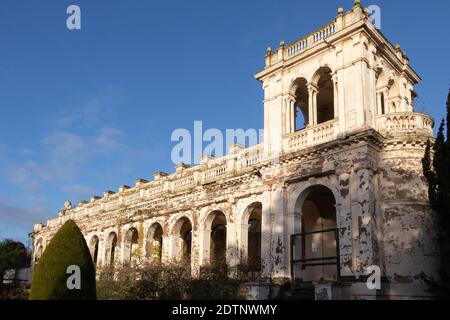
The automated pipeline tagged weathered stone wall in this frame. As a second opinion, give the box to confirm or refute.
[32,129,441,299]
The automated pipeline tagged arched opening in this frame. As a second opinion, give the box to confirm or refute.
[314,67,334,124]
[89,235,99,266]
[241,202,262,272]
[123,227,139,266]
[105,232,118,267]
[174,217,192,268]
[146,223,163,264]
[209,211,227,267]
[34,240,43,264]
[292,78,309,131]
[376,70,388,115]
[292,185,338,282]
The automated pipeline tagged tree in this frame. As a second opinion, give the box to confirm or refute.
[0,240,30,290]
[29,220,96,300]
[423,90,450,283]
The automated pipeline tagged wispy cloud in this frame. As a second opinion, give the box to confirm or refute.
[0,196,51,245]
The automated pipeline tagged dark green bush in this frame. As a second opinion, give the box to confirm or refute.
[29,220,96,300]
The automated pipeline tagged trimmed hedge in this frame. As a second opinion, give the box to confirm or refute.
[29,220,96,300]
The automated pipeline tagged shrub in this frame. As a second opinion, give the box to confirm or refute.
[29,220,96,300]
[96,263,246,300]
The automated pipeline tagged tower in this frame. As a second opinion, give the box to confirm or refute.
[255,1,420,155]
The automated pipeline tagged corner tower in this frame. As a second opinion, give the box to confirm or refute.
[255,1,424,155]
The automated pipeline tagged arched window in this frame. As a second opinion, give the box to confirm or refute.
[171,217,192,267]
[292,78,309,131]
[201,210,228,269]
[146,223,163,264]
[292,185,338,282]
[89,235,99,265]
[105,232,118,267]
[211,224,226,266]
[123,227,139,266]
[35,242,43,264]
[314,67,334,124]
[248,219,261,271]
[380,92,386,115]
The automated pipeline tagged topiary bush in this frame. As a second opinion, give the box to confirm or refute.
[29,219,96,300]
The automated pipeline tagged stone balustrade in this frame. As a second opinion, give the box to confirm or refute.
[46,110,432,227]
[285,119,338,152]
[377,112,434,135]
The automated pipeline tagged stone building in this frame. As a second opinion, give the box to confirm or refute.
[31,1,440,299]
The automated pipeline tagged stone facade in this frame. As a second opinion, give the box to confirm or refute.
[31,2,440,299]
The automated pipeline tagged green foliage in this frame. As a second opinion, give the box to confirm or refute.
[423,92,450,239]
[96,263,246,300]
[423,90,450,296]
[29,220,96,300]
[0,239,30,290]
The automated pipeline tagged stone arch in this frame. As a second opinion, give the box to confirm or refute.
[291,184,339,282]
[123,227,139,266]
[170,216,193,268]
[290,77,310,130]
[104,231,118,267]
[34,238,44,264]
[238,202,262,271]
[200,209,229,267]
[145,223,163,264]
[89,235,100,266]
[311,66,335,124]
[376,69,388,115]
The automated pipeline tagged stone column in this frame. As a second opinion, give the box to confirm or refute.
[284,95,296,135]
[270,186,289,279]
[161,235,170,264]
[261,190,272,278]
[199,229,211,267]
[239,223,249,264]
[376,92,381,115]
[307,84,318,126]
[349,165,378,276]
[332,73,338,119]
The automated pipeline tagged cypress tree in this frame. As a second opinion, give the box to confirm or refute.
[29,220,96,300]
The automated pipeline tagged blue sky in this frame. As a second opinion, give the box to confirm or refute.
[0,0,449,245]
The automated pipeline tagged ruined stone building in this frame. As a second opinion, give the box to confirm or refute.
[31,1,440,299]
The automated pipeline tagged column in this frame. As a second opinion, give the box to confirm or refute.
[332,73,338,119]
[307,83,318,126]
[284,97,290,135]
[349,166,378,275]
[261,191,272,278]
[376,92,381,115]
[199,229,211,267]
[290,98,295,132]
[271,186,288,279]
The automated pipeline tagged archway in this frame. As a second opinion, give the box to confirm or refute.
[202,210,227,267]
[123,227,139,266]
[172,217,192,267]
[211,216,226,267]
[240,202,262,272]
[292,185,338,282]
[313,67,334,124]
[291,78,309,131]
[146,223,163,264]
[89,235,99,266]
[105,232,118,267]
[34,240,43,264]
